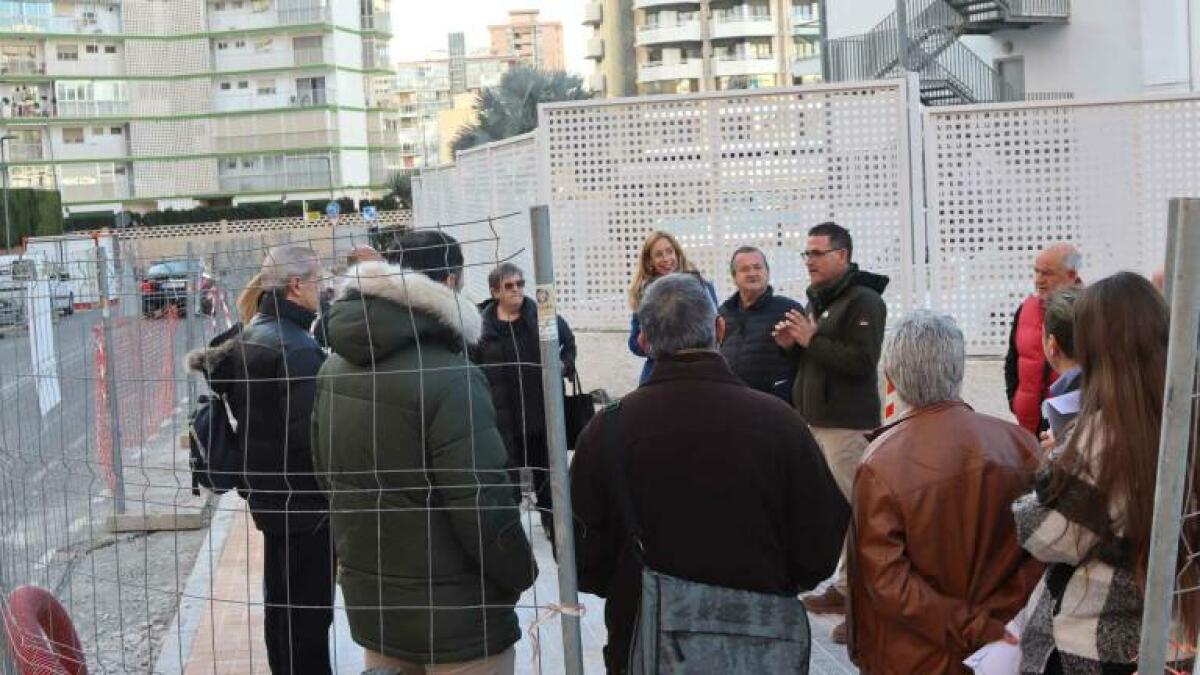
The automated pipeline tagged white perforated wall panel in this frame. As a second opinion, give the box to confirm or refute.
[925,94,1200,354]
[411,134,539,303]
[541,84,916,330]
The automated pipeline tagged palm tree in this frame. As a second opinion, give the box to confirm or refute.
[386,171,412,209]
[452,67,589,153]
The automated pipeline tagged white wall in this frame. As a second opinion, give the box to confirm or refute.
[825,0,893,39]
[961,0,1140,100]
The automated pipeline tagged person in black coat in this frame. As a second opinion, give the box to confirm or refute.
[187,246,333,675]
[718,246,804,402]
[571,273,848,673]
[473,262,577,538]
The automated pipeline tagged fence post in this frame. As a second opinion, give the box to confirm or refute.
[530,205,585,675]
[185,242,198,405]
[96,246,126,515]
[1138,198,1200,674]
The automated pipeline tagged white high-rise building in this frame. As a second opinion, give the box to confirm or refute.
[0,0,398,214]
[586,0,822,97]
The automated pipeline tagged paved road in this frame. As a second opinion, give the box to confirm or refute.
[0,299,208,597]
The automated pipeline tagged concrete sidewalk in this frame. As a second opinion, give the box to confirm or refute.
[157,494,857,674]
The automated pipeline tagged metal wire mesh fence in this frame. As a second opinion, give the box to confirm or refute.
[0,210,598,675]
[1140,199,1200,674]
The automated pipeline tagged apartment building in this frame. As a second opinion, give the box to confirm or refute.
[586,0,821,97]
[393,49,514,170]
[488,9,564,72]
[0,0,397,214]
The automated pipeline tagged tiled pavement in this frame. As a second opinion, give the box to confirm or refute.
[163,500,858,674]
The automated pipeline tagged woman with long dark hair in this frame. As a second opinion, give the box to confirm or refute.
[1013,271,1197,674]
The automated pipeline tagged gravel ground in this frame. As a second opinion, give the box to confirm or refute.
[573,330,1012,421]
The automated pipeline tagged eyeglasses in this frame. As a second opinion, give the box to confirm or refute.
[502,279,526,291]
[801,248,844,260]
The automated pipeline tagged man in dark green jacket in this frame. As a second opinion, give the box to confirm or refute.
[773,222,888,644]
[312,231,536,673]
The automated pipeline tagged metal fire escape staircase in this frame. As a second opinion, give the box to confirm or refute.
[827,0,1069,105]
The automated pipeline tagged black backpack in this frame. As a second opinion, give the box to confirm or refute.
[188,390,244,496]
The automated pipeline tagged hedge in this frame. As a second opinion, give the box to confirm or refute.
[1,188,63,243]
[64,195,402,232]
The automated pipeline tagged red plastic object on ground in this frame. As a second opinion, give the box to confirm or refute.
[2,586,87,675]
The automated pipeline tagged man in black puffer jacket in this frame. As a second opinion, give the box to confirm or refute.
[188,245,333,675]
[718,246,804,402]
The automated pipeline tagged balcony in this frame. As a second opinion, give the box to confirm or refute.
[713,54,778,78]
[219,169,333,193]
[60,180,130,203]
[213,129,336,153]
[212,48,326,72]
[793,6,819,36]
[211,90,330,112]
[367,129,397,146]
[711,13,776,40]
[5,141,42,161]
[0,57,42,75]
[276,5,328,26]
[637,59,703,84]
[56,100,128,117]
[632,0,699,9]
[792,54,820,79]
[0,14,120,35]
[636,20,702,47]
[583,1,602,26]
[294,46,324,66]
[360,11,389,31]
[586,36,604,60]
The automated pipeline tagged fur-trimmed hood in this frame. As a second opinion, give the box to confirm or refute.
[323,262,482,366]
[335,261,482,344]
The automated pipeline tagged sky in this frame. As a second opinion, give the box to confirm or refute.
[389,1,591,77]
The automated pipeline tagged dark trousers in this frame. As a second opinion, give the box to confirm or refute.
[508,432,555,536]
[262,526,336,675]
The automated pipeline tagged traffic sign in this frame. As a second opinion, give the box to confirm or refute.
[325,202,341,218]
[362,205,377,221]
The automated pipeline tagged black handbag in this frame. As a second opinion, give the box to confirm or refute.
[564,372,596,450]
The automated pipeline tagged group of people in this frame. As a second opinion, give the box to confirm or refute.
[188,220,1195,675]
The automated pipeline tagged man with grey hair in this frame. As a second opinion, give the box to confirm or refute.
[718,246,804,401]
[571,273,848,673]
[1005,243,1083,435]
[188,245,334,674]
[847,310,1042,674]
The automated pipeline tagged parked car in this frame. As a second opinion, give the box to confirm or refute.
[140,260,215,318]
[46,273,74,316]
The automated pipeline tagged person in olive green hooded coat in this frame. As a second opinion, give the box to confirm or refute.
[311,235,536,670]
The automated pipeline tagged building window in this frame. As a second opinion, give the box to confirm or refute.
[219,81,232,90]
[104,44,117,54]
[253,38,272,53]
[91,126,104,135]
[213,1,225,9]
[234,39,246,48]
[256,79,276,95]
[85,44,99,54]
[237,80,249,89]
[57,45,79,61]
[110,127,122,135]
[216,41,229,50]
[62,128,84,144]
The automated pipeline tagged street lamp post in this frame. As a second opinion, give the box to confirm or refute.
[0,134,16,252]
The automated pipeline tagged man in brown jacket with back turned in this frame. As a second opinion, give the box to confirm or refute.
[848,310,1043,674]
